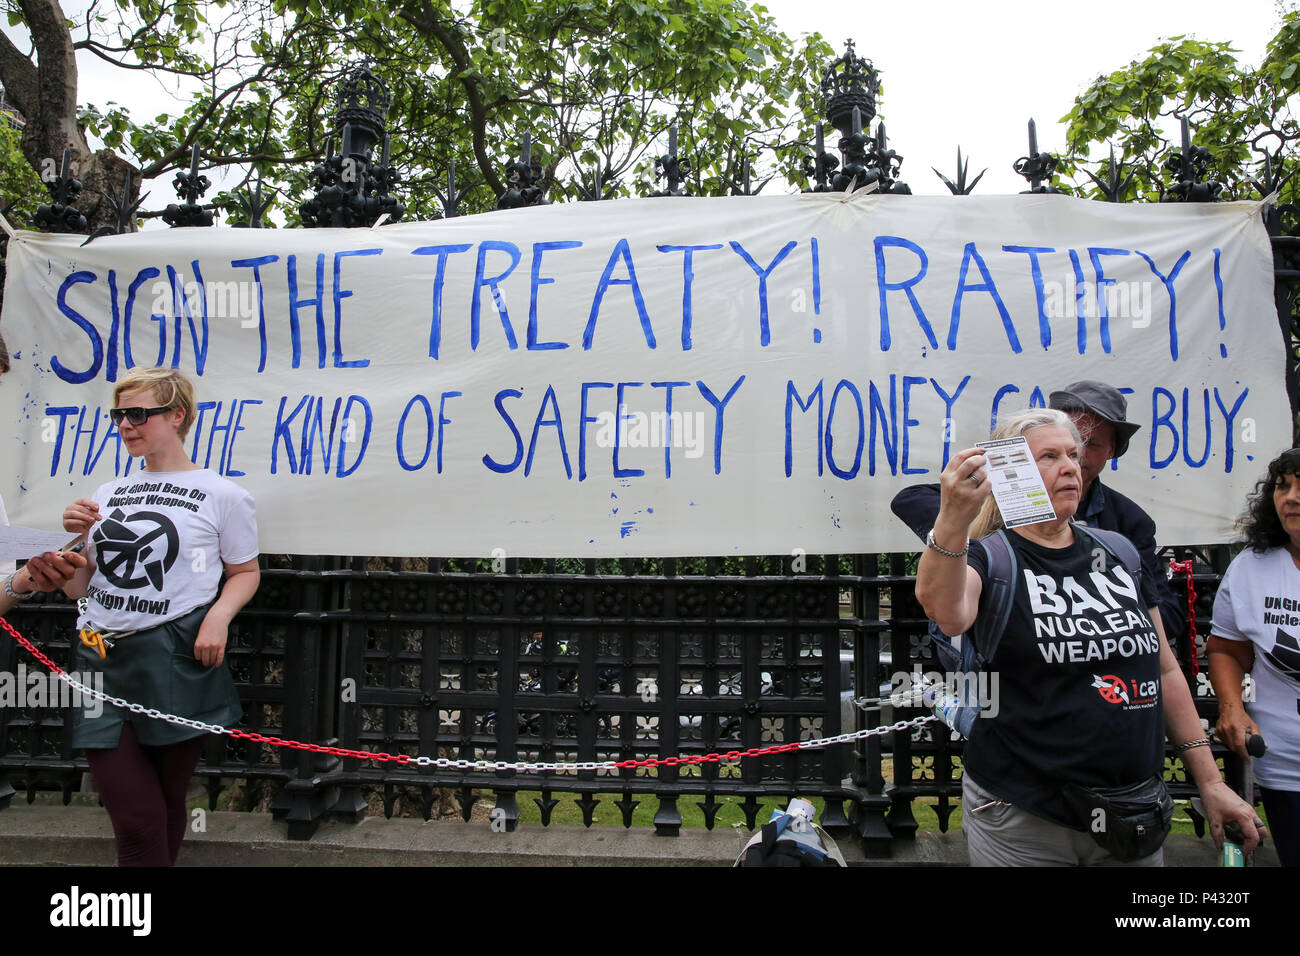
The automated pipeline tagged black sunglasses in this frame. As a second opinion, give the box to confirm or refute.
[109,405,173,427]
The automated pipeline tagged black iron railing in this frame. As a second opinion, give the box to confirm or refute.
[0,545,1262,857]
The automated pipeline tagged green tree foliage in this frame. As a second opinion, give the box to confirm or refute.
[0,115,45,221]
[1,0,833,226]
[0,110,46,359]
[1059,10,1300,205]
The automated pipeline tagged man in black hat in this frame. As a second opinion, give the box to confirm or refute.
[1046,381,1188,661]
[891,380,1189,664]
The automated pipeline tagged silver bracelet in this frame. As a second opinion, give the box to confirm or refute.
[1174,737,1211,753]
[925,528,969,558]
[3,571,36,603]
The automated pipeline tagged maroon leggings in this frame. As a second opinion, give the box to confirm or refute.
[85,723,208,867]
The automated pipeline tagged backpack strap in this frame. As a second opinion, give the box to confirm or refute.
[971,529,1018,667]
[1072,524,1142,578]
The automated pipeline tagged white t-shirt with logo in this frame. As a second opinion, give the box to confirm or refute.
[77,469,258,633]
[1211,546,1300,790]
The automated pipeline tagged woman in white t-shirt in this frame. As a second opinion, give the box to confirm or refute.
[61,367,260,867]
[1210,447,1300,867]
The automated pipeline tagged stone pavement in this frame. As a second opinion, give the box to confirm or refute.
[0,797,1279,866]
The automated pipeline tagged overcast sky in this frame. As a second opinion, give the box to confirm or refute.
[758,0,1287,195]
[4,0,1290,214]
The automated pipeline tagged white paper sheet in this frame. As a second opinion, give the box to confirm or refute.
[0,524,80,562]
[976,436,1056,529]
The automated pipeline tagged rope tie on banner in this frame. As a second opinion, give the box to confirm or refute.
[0,616,935,774]
[1168,558,1199,675]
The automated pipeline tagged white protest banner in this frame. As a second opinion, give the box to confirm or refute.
[0,193,1288,556]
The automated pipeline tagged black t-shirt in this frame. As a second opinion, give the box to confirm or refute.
[964,527,1165,829]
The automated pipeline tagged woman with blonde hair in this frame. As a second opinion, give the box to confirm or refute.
[60,366,260,866]
[917,408,1261,865]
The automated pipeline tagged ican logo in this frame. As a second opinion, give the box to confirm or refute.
[49,886,151,936]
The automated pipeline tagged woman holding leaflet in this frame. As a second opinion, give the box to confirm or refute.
[915,407,1262,865]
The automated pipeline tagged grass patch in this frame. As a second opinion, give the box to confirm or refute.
[488,791,1260,838]
[497,790,830,829]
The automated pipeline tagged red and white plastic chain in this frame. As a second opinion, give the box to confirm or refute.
[1167,558,1199,675]
[0,615,935,774]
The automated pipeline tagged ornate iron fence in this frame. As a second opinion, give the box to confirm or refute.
[0,543,1283,855]
[2,44,1299,858]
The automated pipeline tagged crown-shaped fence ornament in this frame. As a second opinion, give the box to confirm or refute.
[803,42,908,195]
[821,40,881,138]
[334,59,391,158]
[302,63,405,227]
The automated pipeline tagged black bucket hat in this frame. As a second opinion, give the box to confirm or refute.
[1048,380,1141,459]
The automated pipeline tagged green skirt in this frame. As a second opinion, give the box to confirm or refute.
[70,602,243,749]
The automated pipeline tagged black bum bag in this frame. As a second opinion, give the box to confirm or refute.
[1062,775,1174,862]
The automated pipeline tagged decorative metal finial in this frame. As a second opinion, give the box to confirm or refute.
[933,147,986,195]
[162,143,215,227]
[802,121,838,193]
[1251,150,1295,200]
[872,121,910,194]
[33,146,89,233]
[82,168,150,245]
[1161,116,1222,203]
[1013,117,1061,194]
[233,173,276,228]
[497,132,548,209]
[1252,151,1299,236]
[650,122,690,197]
[1084,146,1135,203]
[724,154,774,196]
[433,160,470,218]
[334,58,391,159]
[575,163,616,202]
